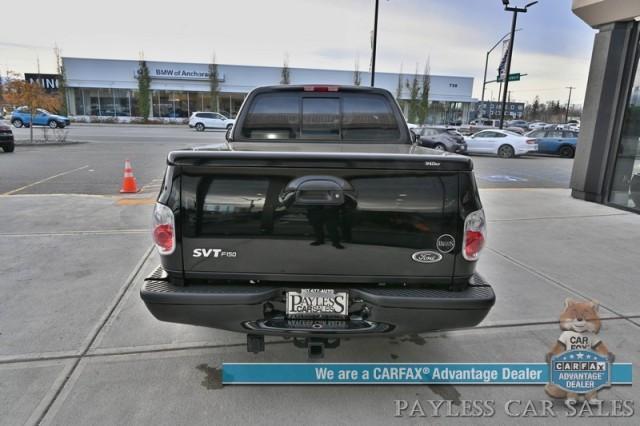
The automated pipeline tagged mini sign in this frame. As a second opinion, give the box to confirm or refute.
[24,73,60,92]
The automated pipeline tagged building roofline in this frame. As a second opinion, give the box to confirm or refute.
[61,56,474,80]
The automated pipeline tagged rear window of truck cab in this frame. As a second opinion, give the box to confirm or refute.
[240,92,402,141]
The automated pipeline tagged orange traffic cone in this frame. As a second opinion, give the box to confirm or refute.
[120,159,139,193]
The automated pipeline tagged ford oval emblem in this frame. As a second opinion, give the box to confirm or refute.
[411,250,443,264]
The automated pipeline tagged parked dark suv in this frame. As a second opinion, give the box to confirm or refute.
[0,123,15,153]
[415,126,467,153]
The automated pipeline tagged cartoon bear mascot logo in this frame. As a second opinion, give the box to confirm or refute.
[544,298,614,402]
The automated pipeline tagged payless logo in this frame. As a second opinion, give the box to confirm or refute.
[192,248,237,258]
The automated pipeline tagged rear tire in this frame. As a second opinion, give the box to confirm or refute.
[12,119,23,128]
[559,146,575,158]
[195,123,205,132]
[2,144,15,153]
[433,143,446,151]
[48,120,59,129]
[497,144,515,158]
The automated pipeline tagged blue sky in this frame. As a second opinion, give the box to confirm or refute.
[0,0,595,104]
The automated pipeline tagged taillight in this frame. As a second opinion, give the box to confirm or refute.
[303,85,339,92]
[526,139,536,145]
[152,203,175,255]
[463,209,486,261]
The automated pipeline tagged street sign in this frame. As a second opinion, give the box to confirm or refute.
[497,73,521,82]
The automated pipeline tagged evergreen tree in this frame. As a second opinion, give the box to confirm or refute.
[136,59,151,121]
[208,54,219,111]
[417,60,431,125]
[531,96,541,120]
[54,46,68,116]
[280,55,290,85]
[395,64,403,99]
[405,66,420,123]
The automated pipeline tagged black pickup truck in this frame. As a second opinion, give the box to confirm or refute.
[141,85,494,357]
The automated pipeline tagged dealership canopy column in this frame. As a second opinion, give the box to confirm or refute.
[570,0,640,213]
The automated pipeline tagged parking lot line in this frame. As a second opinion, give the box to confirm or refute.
[2,165,89,195]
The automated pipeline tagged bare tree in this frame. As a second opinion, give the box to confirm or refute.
[353,57,362,86]
[3,73,62,143]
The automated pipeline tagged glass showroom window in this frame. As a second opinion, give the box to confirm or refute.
[153,91,176,118]
[113,89,132,116]
[187,92,201,115]
[85,88,101,115]
[99,89,116,117]
[73,88,86,115]
[609,51,640,212]
[131,90,141,117]
[171,92,189,118]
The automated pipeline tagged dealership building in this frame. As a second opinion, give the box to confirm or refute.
[61,57,476,123]
[570,0,640,213]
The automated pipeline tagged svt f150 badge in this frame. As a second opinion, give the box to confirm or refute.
[192,249,237,258]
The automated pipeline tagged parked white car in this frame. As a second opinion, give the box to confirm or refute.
[560,121,580,132]
[465,129,538,158]
[528,122,548,130]
[189,112,235,131]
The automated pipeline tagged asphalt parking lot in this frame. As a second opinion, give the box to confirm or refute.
[1,124,638,425]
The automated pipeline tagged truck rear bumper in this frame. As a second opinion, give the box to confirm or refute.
[141,267,495,337]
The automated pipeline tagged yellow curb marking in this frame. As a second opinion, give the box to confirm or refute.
[116,198,156,206]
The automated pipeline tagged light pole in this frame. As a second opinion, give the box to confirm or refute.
[370,0,380,87]
[499,0,537,129]
[565,86,575,123]
[480,29,521,109]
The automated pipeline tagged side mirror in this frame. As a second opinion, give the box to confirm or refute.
[225,127,233,142]
[410,130,419,144]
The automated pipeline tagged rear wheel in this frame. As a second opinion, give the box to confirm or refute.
[559,145,575,158]
[497,144,515,158]
[12,119,23,128]
[2,143,15,153]
[433,143,446,151]
[195,123,205,132]
[48,120,59,129]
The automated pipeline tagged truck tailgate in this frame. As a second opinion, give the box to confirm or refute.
[175,151,466,284]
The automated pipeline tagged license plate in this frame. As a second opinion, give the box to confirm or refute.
[286,289,348,318]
